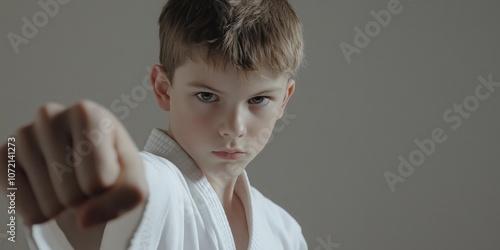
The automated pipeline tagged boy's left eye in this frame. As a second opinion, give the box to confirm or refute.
[249,96,270,105]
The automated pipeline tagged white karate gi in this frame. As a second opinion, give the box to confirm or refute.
[27,128,307,249]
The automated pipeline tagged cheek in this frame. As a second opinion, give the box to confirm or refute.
[252,107,280,129]
[245,116,279,153]
[177,115,217,152]
[174,97,213,125]
[177,112,213,134]
[248,105,281,133]
[174,112,212,153]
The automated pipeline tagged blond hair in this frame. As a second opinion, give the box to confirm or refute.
[157,0,304,84]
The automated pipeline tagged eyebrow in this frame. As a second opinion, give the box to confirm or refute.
[252,88,282,96]
[187,81,226,95]
[186,81,282,96]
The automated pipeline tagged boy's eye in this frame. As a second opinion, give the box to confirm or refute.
[249,96,270,105]
[196,92,218,102]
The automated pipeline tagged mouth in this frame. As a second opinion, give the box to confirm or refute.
[212,150,246,160]
[214,148,245,154]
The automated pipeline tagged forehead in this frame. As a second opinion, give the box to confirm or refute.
[173,58,288,88]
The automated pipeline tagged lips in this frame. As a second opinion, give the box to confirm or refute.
[214,148,245,154]
[213,150,246,160]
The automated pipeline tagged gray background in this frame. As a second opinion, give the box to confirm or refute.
[1,0,499,249]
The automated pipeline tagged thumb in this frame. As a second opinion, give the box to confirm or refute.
[77,184,145,229]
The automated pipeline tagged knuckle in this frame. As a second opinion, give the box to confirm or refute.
[71,99,103,125]
[74,99,103,115]
[36,102,62,121]
[75,99,98,111]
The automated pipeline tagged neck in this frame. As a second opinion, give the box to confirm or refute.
[205,171,241,211]
[164,128,244,211]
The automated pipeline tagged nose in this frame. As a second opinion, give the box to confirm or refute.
[219,107,246,139]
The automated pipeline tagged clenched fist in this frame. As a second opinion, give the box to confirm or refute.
[0,100,148,230]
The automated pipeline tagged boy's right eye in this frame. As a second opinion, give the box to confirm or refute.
[196,92,218,102]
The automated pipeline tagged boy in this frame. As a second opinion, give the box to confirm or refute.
[0,0,306,249]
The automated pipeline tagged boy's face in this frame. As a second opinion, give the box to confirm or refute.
[151,59,295,177]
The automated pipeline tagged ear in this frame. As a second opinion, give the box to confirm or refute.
[278,78,295,119]
[151,64,172,111]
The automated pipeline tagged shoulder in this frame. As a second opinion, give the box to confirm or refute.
[136,151,194,216]
[137,151,190,200]
[251,187,300,227]
[127,152,190,249]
